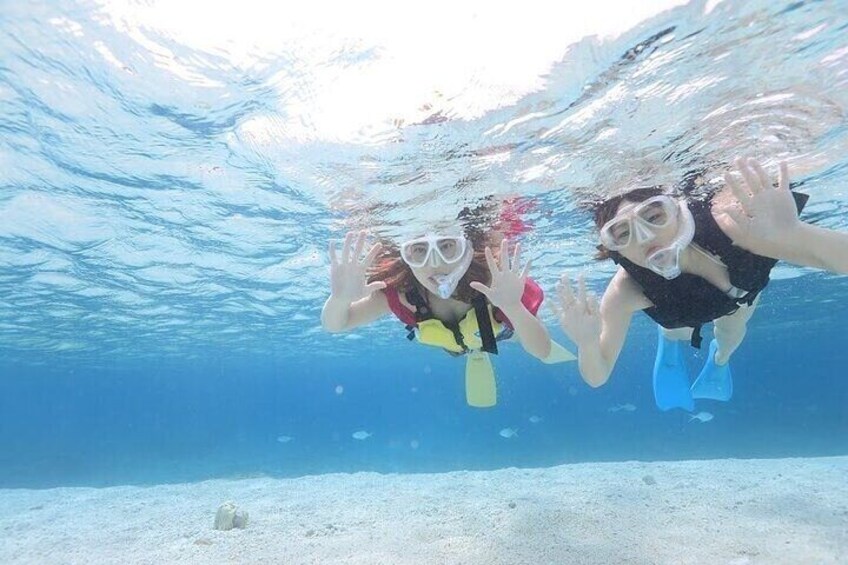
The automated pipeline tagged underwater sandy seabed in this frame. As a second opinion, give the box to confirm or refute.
[1,456,846,564]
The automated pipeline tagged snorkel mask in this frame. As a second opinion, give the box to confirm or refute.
[399,234,473,298]
[599,195,695,279]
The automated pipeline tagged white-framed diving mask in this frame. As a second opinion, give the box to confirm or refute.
[399,234,472,298]
[599,195,695,280]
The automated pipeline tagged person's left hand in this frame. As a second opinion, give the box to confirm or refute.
[470,239,528,310]
[549,273,602,347]
[715,157,802,249]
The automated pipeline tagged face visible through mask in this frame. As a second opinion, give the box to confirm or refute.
[600,195,694,279]
[400,233,472,299]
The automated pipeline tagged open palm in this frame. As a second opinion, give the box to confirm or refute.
[470,239,528,310]
[328,231,386,303]
[716,157,801,250]
[550,273,601,346]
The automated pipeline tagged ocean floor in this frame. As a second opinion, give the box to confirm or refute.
[1,456,846,564]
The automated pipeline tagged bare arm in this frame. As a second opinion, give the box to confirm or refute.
[321,230,390,333]
[582,270,648,386]
[741,221,848,274]
[785,224,848,273]
[553,269,649,387]
[321,291,391,332]
[470,240,552,360]
[498,302,552,360]
[714,158,848,274]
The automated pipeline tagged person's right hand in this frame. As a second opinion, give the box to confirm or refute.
[328,231,386,303]
[549,273,602,347]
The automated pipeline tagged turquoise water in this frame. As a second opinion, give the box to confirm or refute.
[1,0,847,488]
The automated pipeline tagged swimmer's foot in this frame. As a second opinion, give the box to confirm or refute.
[690,339,733,402]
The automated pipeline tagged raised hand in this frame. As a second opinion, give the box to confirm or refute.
[716,157,802,248]
[469,239,529,310]
[328,231,386,303]
[549,273,601,347]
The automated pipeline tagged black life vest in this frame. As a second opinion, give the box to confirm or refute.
[611,191,809,348]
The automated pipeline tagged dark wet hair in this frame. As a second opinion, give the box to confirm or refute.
[590,186,667,260]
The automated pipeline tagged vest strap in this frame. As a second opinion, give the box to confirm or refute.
[473,295,498,355]
[690,325,703,349]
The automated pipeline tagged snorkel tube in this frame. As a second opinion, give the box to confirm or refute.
[433,244,473,299]
[644,202,695,279]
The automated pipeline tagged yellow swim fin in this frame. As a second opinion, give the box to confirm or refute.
[465,351,497,408]
[541,340,577,364]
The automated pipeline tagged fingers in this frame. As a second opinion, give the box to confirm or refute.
[352,230,366,262]
[749,158,771,191]
[736,156,762,195]
[341,231,354,264]
[328,240,338,265]
[557,273,575,306]
[725,171,752,210]
[334,231,378,268]
[502,239,529,276]
[577,274,588,305]
[557,273,598,317]
[510,241,521,273]
[469,281,491,297]
[362,241,383,267]
[518,258,532,280]
[365,281,387,294]
[484,246,498,277]
[778,161,790,192]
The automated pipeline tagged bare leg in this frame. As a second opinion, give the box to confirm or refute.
[712,294,761,365]
[661,326,694,342]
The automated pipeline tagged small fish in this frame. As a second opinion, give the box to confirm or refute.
[528,415,543,424]
[689,411,714,423]
[608,403,637,413]
[499,428,519,439]
[276,435,294,444]
[352,430,372,440]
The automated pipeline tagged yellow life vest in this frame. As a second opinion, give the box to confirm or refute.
[384,284,575,409]
[416,304,505,353]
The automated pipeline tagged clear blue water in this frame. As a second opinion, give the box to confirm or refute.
[1,0,847,488]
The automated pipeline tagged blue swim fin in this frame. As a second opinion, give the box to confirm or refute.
[653,326,695,412]
[690,339,733,402]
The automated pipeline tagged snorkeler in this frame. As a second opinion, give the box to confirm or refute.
[322,223,574,408]
[551,157,848,411]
